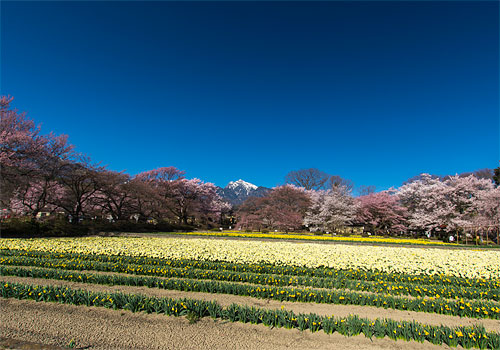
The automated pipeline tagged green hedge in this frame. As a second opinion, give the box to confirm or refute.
[2,265,498,320]
[1,280,498,349]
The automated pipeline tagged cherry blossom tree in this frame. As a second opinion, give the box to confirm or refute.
[476,187,500,226]
[134,166,185,183]
[475,187,500,243]
[49,156,106,223]
[442,174,494,231]
[14,134,74,217]
[9,179,60,218]
[193,182,230,225]
[1,96,74,216]
[303,186,357,233]
[134,167,228,225]
[236,185,310,232]
[1,96,45,207]
[355,191,408,235]
[210,199,233,226]
[127,176,160,222]
[93,170,137,221]
[0,96,43,172]
[134,167,186,220]
[397,173,494,237]
[264,185,311,232]
[236,197,265,231]
[165,178,224,225]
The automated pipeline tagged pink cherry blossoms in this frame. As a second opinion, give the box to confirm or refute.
[2,95,499,240]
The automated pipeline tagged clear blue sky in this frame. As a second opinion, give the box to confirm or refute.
[1,1,498,190]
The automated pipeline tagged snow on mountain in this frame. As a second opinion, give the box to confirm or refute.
[217,179,269,206]
[226,179,258,194]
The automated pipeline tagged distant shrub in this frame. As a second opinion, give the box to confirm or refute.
[50,218,89,236]
[0,217,195,237]
[0,217,88,237]
[0,218,42,237]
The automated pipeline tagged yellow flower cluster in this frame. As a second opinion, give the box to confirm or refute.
[174,230,450,245]
[1,237,499,279]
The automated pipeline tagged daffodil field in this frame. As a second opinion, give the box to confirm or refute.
[164,230,454,246]
[1,236,499,348]
[1,237,499,278]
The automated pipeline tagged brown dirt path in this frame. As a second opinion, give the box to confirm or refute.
[1,298,454,350]
[2,275,498,333]
[0,337,67,350]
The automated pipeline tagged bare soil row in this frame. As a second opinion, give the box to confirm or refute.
[1,275,498,333]
[1,298,453,350]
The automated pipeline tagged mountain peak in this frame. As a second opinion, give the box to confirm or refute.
[226,179,258,191]
[217,179,269,206]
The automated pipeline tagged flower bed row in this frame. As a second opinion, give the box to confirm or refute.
[2,265,498,319]
[1,280,498,349]
[1,253,498,302]
[1,237,498,279]
[2,249,497,290]
[168,231,454,246]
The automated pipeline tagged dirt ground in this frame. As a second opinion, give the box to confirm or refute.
[1,275,498,334]
[1,298,457,350]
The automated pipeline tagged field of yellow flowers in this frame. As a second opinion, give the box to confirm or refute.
[1,236,499,349]
[1,236,499,278]
[171,230,453,246]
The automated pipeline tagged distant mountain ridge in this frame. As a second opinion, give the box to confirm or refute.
[216,179,270,206]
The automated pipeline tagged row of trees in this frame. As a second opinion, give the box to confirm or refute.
[1,96,228,228]
[236,172,500,239]
[1,95,499,240]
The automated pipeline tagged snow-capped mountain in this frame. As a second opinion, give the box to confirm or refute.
[217,180,270,206]
[226,179,258,195]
